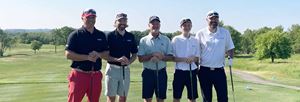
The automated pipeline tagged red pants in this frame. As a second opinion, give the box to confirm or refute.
[68,69,103,102]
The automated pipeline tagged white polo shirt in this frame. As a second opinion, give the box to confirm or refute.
[195,26,235,68]
[171,34,200,71]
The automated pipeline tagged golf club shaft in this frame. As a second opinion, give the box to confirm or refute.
[156,62,160,98]
[229,65,236,102]
[122,66,126,96]
[189,63,194,100]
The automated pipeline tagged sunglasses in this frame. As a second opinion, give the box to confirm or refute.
[208,13,219,17]
[83,9,96,15]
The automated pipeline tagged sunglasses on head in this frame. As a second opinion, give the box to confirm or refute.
[208,13,219,17]
[84,9,96,15]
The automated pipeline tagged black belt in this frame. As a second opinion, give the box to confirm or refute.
[200,66,224,71]
[144,67,166,71]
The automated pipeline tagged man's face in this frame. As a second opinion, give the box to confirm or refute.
[82,16,96,27]
[115,18,128,31]
[207,16,219,29]
[181,22,192,33]
[148,20,160,35]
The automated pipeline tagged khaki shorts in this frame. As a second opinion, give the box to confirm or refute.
[105,64,130,96]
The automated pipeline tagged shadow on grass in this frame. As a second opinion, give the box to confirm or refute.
[235,55,254,58]
[0,53,31,58]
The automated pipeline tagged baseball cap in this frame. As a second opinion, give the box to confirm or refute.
[207,10,219,18]
[149,16,160,23]
[82,8,96,17]
[116,13,127,20]
[180,18,192,26]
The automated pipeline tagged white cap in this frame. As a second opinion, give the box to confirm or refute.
[207,10,219,17]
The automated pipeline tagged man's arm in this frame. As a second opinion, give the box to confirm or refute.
[174,57,187,62]
[227,49,234,58]
[138,54,153,62]
[65,50,88,61]
[162,54,174,61]
[129,53,137,64]
[97,51,109,60]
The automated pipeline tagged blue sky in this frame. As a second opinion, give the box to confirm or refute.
[0,0,299,33]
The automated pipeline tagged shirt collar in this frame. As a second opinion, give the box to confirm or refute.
[179,33,192,40]
[147,33,161,40]
[114,29,127,37]
[206,26,219,35]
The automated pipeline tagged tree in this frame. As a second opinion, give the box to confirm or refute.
[255,30,292,63]
[31,40,43,54]
[287,24,300,53]
[223,25,242,53]
[51,26,74,53]
[0,29,16,57]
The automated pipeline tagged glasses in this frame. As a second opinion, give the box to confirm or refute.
[117,13,127,18]
[208,13,219,17]
[83,9,96,15]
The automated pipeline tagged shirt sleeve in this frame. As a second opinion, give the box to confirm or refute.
[225,30,235,51]
[137,38,146,56]
[65,31,77,51]
[171,37,176,56]
[96,33,109,52]
[165,37,173,56]
[195,39,201,58]
[131,35,138,54]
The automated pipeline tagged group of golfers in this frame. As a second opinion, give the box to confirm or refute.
[65,8,235,102]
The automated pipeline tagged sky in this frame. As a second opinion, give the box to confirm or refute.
[0,0,299,33]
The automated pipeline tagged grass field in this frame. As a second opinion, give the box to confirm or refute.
[0,44,300,102]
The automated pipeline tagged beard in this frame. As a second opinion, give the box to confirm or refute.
[117,24,127,31]
[210,22,218,29]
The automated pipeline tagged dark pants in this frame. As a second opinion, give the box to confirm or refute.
[142,68,167,99]
[198,66,228,102]
[173,69,198,100]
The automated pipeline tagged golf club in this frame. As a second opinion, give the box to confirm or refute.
[189,63,194,100]
[228,58,236,102]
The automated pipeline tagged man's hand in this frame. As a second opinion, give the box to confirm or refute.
[152,52,164,60]
[116,56,130,65]
[228,58,233,66]
[150,56,160,63]
[88,51,98,62]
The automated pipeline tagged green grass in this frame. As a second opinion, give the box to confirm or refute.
[0,44,300,102]
[234,54,300,86]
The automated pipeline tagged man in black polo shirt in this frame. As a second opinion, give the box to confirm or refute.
[65,8,109,102]
[105,13,138,102]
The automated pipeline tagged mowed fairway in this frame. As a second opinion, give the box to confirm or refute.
[0,44,300,102]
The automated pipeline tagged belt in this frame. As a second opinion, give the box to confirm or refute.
[73,68,101,74]
[200,66,223,71]
[108,63,129,69]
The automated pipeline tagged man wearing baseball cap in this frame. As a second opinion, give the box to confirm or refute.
[105,13,138,102]
[65,8,109,102]
[138,16,174,102]
[171,18,199,102]
[195,10,235,102]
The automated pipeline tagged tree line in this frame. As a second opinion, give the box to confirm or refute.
[1,24,300,62]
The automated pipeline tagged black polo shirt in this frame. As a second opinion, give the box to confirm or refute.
[65,26,108,71]
[107,30,138,66]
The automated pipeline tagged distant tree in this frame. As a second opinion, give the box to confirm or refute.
[31,40,43,54]
[223,25,242,53]
[51,26,75,53]
[130,30,147,45]
[255,30,292,63]
[172,31,181,36]
[287,24,300,53]
[0,29,16,57]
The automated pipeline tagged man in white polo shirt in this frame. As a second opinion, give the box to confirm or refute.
[172,18,199,102]
[195,10,235,102]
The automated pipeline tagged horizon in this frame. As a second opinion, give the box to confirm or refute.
[1,0,300,33]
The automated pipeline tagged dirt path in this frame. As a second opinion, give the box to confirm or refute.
[231,70,300,90]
